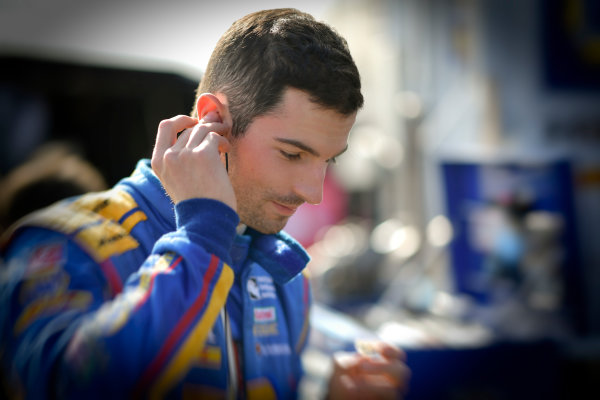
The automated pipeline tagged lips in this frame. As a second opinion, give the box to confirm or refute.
[271,201,299,217]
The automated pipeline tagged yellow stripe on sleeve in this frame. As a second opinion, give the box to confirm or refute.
[121,210,147,233]
[150,264,234,400]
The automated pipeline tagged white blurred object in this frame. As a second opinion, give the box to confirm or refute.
[370,218,421,259]
[426,214,454,248]
[394,90,423,120]
[377,316,493,349]
[334,124,404,191]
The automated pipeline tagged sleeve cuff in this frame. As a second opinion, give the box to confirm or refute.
[174,198,240,264]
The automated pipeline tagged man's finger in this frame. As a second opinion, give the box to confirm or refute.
[185,121,221,148]
[172,127,193,150]
[153,115,197,158]
[378,343,406,362]
[200,110,221,123]
[203,131,231,154]
[357,357,411,392]
[355,377,401,400]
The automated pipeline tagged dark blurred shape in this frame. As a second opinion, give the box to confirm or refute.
[542,0,600,91]
[0,141,107,231]
[0,81,49,174]
[0,55,197,185]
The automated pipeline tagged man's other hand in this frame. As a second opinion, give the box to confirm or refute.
[328,341,410,400]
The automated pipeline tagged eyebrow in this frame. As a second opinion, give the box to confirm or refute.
[275,137,348,159]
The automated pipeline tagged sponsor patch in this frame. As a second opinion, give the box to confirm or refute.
[247,276,276,300]
[247,277,261,300]
[75,221,139,262]
[255,342,291,356]
[19,268,70,305]
[253,322,279,337]
[15,290,92,334]
[18,190,147,263]
[73,190,146,226]
[25,242,65,278]
[87,287,146,336]
[253,306,276,323]
[140,253,175,279]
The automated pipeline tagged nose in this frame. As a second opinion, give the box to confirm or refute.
[293,165,326,205]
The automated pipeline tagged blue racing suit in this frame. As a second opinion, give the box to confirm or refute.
[0,159,311,399]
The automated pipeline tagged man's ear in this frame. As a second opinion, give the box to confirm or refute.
[196,93,231,129]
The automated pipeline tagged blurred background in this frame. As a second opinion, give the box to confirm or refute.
[1,0,599,398]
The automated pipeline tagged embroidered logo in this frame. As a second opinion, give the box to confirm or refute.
[255,342,291,356]
[26,242,64,277]
[253,306,276,323]
[247,277,261,300]
[253,323,279,337]
[247,276,276,300]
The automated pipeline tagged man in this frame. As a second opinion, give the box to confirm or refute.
[0,8,409,399]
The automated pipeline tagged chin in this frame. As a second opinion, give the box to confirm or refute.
[249,224,284,235]
[244,218,288,235]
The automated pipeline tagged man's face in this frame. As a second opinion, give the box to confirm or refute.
[226,88,356,234]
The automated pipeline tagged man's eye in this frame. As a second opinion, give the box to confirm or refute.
[281,151,301,161]
[327,157,338,165]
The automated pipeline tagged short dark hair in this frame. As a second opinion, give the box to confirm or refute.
[195,8,363,137]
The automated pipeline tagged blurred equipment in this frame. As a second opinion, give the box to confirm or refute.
[441,153,581,338]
